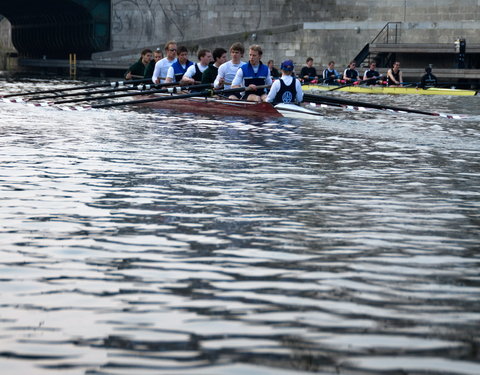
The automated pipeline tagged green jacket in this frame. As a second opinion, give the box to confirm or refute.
[144,60,156,79]
[201,63,219,85]
[125,58,147,79]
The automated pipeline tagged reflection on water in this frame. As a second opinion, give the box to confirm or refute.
[1,77,480,374]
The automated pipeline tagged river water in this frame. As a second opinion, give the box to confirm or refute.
[1,76,480,375]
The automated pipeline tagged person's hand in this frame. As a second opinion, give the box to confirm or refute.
[125,72,132,80]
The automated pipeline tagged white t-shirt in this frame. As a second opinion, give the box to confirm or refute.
[214,60,245,89]
[231,64,273,87]
[183,63,209,80]
[152,57,177,83]
[266,75,303,103]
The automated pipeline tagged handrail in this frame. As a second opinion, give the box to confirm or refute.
[371,22,402,44]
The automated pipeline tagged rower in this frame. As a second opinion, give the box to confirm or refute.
[202,47,227,84]
[343,61,360,84]
[418,66,438,89]
[180,49,213,85]
[152,41,178,84]
[265,60,303,105]
[386,61,403,86]
[214,42,245,99]
[124,49,152,80]
[362,61,382,85]
[323,61,341,85]
[165,46,193,83]
[300,57,318,83]
[144,48,163,79]
[231,44,272,102]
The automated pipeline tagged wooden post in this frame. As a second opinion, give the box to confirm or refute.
[69,53,77,79]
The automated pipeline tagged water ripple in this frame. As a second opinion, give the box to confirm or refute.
[1,78,480,374]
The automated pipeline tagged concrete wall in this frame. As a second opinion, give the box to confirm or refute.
[106,0,479,70]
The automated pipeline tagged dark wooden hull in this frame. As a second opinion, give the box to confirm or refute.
[137,94,283,117]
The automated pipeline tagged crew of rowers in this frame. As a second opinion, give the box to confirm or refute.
[124,41,302,104]
[306,59,437,89]
[124,41,438,105]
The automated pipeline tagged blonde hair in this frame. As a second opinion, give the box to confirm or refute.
[249,44,263,56]
[164,41,177,51]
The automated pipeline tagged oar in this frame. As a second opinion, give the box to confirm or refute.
[1,78,155,98]
[53,83,213,104]
[326,76,384,92]
[27,83,153,101]
[91,85,271,109]
[327,81,356,92]
[303,93,444,117]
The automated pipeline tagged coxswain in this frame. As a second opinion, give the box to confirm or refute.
[362,61,382,85]
[165,46,193,83]
[386,61,403,86]
[152,41,177,84]
[124,49,152,80]
[180,49,213,85]
[265,60,303,104]
[323,61,341,85]
[343,61,360,83]
[144,48,163,79]
[214,42,245,99]
[202,47,227,84]
[231,44,272,102]
[418,66,438,89]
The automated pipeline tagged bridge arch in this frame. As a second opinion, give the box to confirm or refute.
[0,0,110,58]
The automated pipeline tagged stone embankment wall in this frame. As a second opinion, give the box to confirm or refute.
[103,0,480,70]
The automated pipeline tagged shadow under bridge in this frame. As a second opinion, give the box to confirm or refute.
[0,0,110,59]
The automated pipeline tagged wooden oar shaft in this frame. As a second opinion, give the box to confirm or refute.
[303,93,439,116]
[1,78,154,98]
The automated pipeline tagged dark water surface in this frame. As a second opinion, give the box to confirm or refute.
[1,78,480,375]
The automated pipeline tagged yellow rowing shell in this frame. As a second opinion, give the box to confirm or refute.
[302,85,478,96]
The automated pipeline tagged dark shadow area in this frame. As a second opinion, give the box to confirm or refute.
[0,0,110,59]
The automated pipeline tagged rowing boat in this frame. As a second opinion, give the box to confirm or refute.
[302,84,478,96]
[136,93,322,119]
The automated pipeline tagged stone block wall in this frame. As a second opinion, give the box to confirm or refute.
[107,0,479,71]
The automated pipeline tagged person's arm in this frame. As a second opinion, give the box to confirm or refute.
[152,61,161,84]
[180,64,196,85]
[398,71,404,85]
[300,67,308,80]
[124,61,137,80]
[265,80,280,102]
[165,66,175,83]
[265,74,273,86]
[295,79,304,102]
[231,68,244,88]
[201,67,214,84]
[386,69,397,85]
[214,64,226,89]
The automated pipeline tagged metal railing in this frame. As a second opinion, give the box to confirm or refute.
[371,22,402,44]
